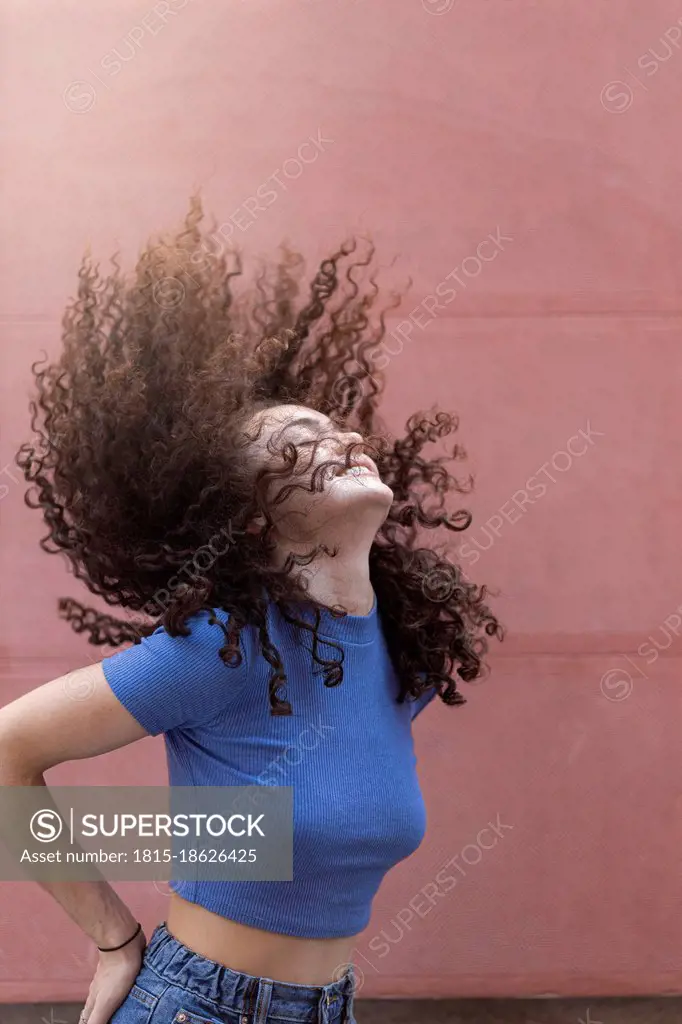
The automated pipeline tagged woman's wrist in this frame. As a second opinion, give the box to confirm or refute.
[97,921,142,953]
[89,888,140,950]
[96,923,146,965]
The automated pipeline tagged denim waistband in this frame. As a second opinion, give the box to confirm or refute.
[143,923,356,1024]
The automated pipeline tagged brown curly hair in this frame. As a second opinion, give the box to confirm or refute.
[16,196,503,715]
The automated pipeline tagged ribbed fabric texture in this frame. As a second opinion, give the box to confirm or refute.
[101,595,436,938]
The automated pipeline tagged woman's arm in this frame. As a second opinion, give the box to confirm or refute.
[0,663,150,1022]
[0,611,248,1021]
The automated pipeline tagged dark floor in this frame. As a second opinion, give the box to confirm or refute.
[1,1000,682,1023]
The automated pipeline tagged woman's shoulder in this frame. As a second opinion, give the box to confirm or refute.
[101,606,252,736]
[145,606,252,657]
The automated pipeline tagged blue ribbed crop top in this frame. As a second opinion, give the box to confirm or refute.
[101,595,437,938]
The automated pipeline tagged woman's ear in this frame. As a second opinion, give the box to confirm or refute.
[245,513,266,535]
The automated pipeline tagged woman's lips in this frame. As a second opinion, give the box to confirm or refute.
[337,454,379,478]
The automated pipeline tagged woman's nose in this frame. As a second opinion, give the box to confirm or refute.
[326,431,364,460]
[343,432,364,448]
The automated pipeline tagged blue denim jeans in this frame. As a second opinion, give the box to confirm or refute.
[109,923,357,1024]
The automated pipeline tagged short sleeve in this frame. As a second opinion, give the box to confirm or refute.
[410,687,438,721]
[101,609,248,736]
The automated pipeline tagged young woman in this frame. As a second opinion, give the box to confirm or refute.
[0,198,502,1024]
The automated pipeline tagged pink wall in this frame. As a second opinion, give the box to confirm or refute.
[3,0,682,1001]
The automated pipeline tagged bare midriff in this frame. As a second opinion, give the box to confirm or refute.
[165,892,358,987]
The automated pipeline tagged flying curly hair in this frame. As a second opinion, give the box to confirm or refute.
[16,195,503,716]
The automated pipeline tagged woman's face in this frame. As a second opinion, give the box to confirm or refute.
[245,403,394,543]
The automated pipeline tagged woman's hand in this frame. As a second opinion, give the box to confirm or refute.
[80,928,147,1024]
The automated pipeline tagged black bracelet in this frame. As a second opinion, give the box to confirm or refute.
[97,922,142,953]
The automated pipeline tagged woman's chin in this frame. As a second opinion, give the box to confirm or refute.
[277,480,393,537]
[328,474,394,507]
